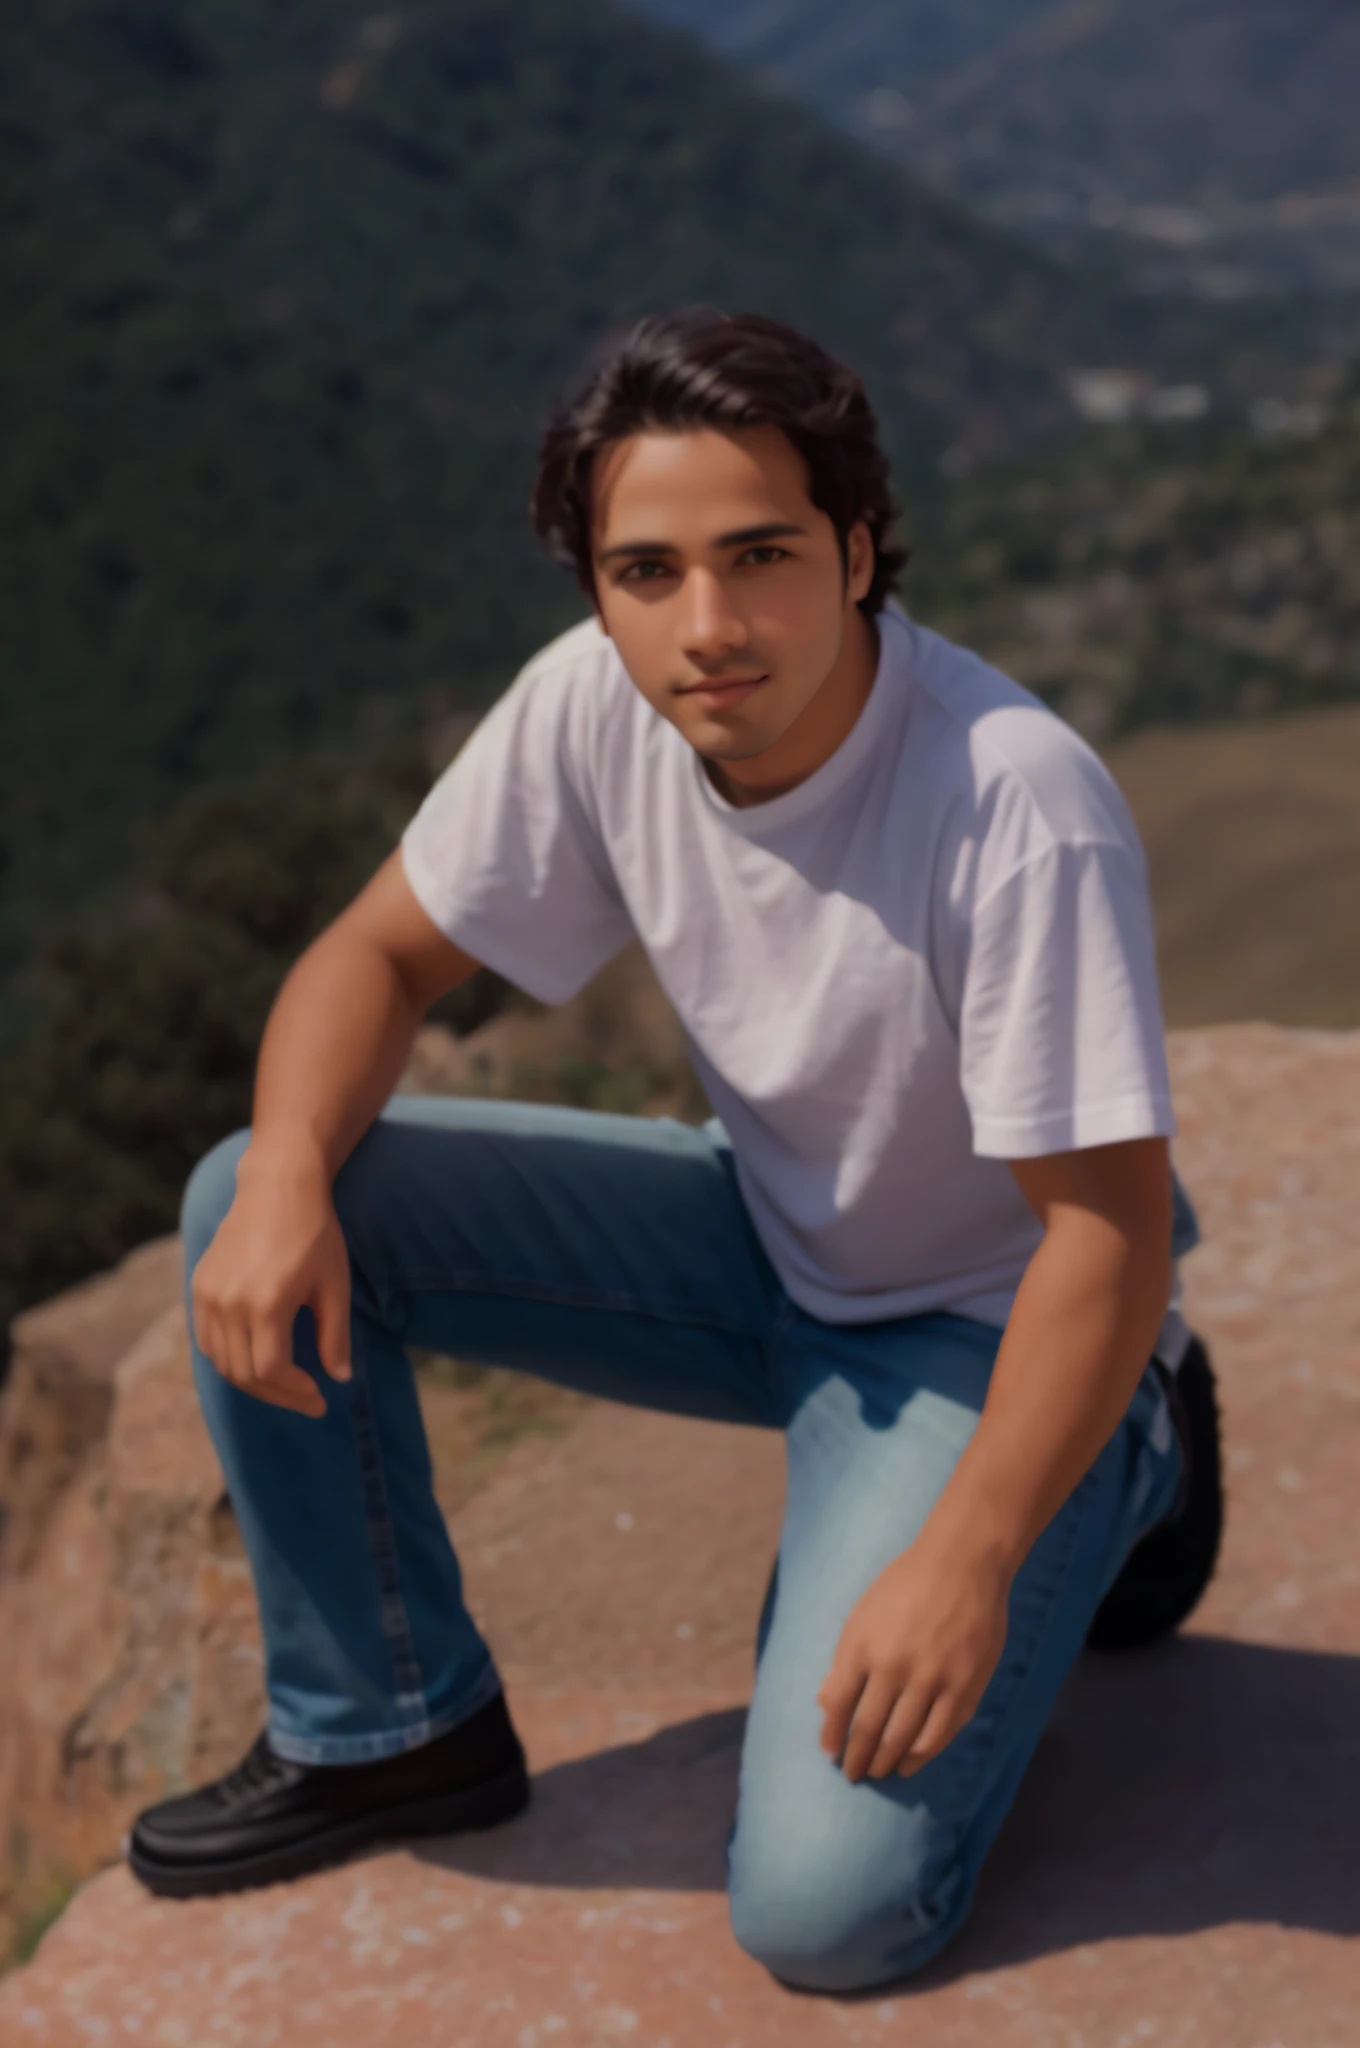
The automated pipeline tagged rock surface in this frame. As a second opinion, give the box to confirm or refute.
[0,1236,181,1574]
[0,1315,591,1953]
[3,1024,1359,2041]
[0,1305,264,1953]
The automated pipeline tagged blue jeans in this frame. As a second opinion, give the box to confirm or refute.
[184,1097,1182,1992]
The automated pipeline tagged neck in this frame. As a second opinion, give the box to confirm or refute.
[709,606,880,808]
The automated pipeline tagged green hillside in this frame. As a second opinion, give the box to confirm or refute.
[909,383,1360,738]
[0,754,420,1333]
[0,0,1161,1026]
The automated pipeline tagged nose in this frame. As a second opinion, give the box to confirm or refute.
[680,567,747,664]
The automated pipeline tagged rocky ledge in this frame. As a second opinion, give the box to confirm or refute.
[1,1024,1357,2044]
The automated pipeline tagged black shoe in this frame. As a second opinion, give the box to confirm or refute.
[1086,1335,1224,1652]
[127,1690,530,1898]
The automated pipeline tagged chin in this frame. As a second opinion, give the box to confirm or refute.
[675,704,787,761]
[689,723,783,764]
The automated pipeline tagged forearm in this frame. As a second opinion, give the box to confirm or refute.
[923,1159,1172,1583]
[245,930,424,1182]
[235,850,481,1188]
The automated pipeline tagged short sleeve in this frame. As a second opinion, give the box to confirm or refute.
[959,840,1175,1158]
[401,658,635,1003]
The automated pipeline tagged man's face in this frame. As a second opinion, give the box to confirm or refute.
[590,424,874,773]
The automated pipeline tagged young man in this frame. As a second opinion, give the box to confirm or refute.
[129,310,1219,1991]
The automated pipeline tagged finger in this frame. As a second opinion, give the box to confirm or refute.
[246,1372,329,1417]
[248,1308,328,1417]
[840,1673,903,1784]
[312,1257,352,1385]
[193,1298,226,1376]
[816,1660,867,1763]
[217,1304,259,1394]
[868,1684,938,1779]
[190,1282,215,1365]
[211,1296,321,1417]
[898,1691,962,1777]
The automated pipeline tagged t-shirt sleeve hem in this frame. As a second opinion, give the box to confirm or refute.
[971,1093,1177,1160]
[399,835,591,1005]
[400,829,455,935]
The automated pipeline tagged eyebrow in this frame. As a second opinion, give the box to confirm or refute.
[596,521,806,564]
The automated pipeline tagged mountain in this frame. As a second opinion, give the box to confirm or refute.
[633,0,1048,111]
[632,0,1360,298]
[0,0,1197,1026]
[908,374,1360,737]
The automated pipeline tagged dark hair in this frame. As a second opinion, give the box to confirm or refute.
[530,308,907,616]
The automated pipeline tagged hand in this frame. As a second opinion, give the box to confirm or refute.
[191,1140,353,1419]
[816,1534,1012,1782]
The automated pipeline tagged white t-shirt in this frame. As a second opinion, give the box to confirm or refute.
[402,604,1177,1333]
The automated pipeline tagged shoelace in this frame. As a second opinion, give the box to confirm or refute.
[214,1736,296,1809]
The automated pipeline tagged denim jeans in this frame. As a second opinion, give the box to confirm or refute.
[184,1096,1182,1992]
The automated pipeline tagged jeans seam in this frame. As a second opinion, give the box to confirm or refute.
[348,1338,428,1732]
[902,1460,1105,1965]
[916,1457,1100,1904]
[379,1267,765,1341]
[902,1379,1175,1959]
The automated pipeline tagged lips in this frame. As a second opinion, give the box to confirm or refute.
[677,672,769,707]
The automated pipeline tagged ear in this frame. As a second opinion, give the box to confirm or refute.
[845,521,875,607]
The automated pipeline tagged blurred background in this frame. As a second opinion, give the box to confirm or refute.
[2,0,1357,1336]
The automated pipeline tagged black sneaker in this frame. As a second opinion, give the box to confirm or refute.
[1086,1335,1224,1652]
[127,1690,530,1897]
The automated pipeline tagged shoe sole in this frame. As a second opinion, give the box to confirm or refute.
[127,1761,530,1899]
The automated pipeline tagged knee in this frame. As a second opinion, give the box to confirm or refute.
[729,1876,869,1992]
[728,1841,968,1993]
[181,1129,251,1261]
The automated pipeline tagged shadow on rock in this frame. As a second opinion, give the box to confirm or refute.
[935,1632,1360,1979]
[418,1707,745,1893]
[420,1635,1360,1965]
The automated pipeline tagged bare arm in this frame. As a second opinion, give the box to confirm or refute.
[249,849,478,1173]
[817,1136,1172,1781]
[192,851,480,1418]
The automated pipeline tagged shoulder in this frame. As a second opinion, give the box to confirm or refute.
[897,610,1142,870]
[492,615,641,761]
[511,615,629,706]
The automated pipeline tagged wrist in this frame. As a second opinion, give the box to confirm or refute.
[917,1484,1026,1591]
[237,1127,333,1190]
